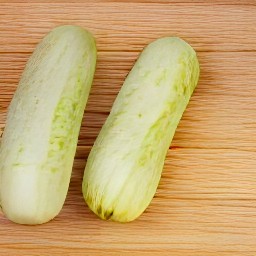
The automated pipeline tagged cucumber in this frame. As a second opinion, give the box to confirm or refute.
[82,37,199,222]
[0,25,97,224]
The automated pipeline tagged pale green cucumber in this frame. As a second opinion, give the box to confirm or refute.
[82,37,199,222]
[0,25,97,224]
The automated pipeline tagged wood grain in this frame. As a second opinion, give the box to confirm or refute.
[0,1,256,255]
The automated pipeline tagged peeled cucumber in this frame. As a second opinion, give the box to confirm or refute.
[0,25,97,224]
[82,37,199,222]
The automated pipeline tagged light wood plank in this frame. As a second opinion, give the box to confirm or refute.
[0,1,256,255]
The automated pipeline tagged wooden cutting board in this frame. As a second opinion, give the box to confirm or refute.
[0,1,256,255]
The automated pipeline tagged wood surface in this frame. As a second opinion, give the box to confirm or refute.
[0,1,256,255]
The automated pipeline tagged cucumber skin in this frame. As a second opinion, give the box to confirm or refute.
[0,25,97,224]
[82,37,199,222]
